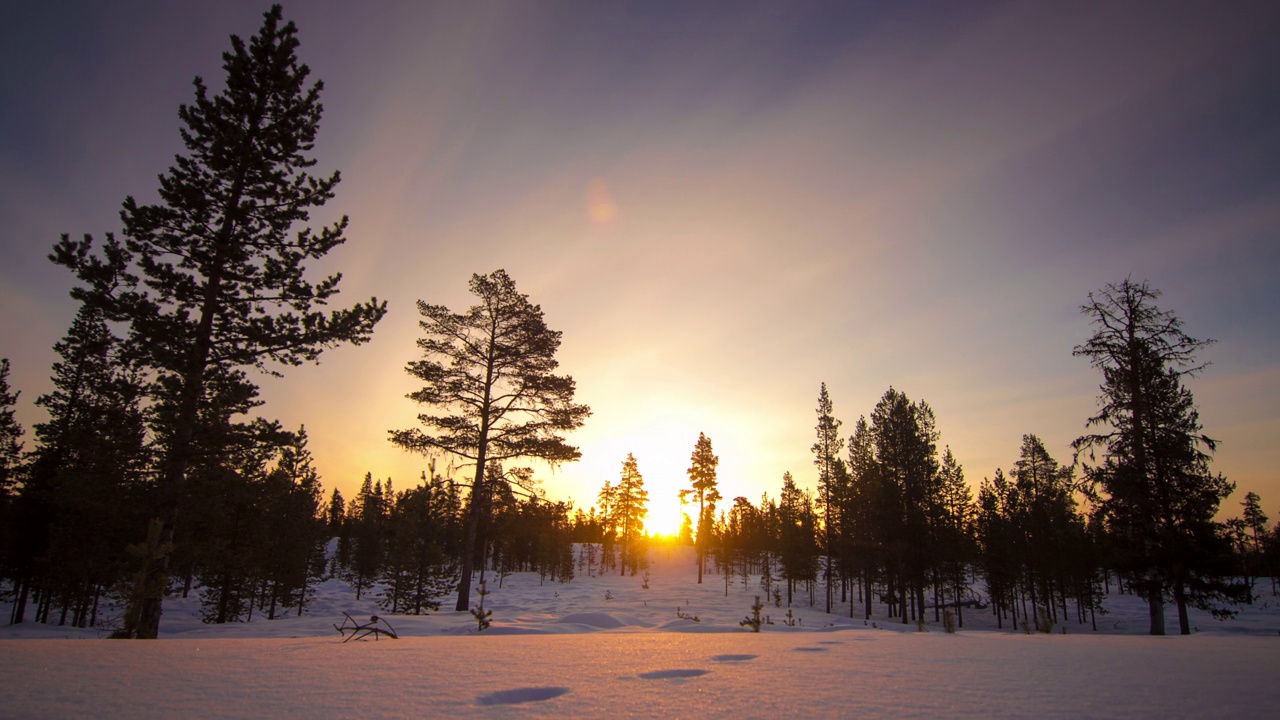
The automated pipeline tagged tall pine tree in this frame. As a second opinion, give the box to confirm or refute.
[682,432,721,584]
[50,5,385,638]
[1074,278,1239,635]
[389,269,590,611]
[811,383,844,613]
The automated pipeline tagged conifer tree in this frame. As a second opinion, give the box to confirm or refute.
[50,5,385,638]
[12,306,148,626]
[777,471,818,605]
[0,359,22,501]
[811,383,845,613]
[935,446,974,625]
[870,387,939,624]
[0,358,27,621]
[846,415,883,620]
[682,432,721,583]
[613,454,649,575]
[1074,278,1239,634]
[1240,492,1268,601]
[390,269,590,611]
[1009,435,1079,628]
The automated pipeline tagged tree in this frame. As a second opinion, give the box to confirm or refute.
[50,5,386,638]
[9,305,148,626]
[681,432,721,584]
[935,446,974,626]
[613,454,649,575]
[845,415,883,620]
[777,471,818,606]
[1009,434,1082,629]
[869,387,939,624]
[0,359,23,500]
[0,358,27,620]
[390,269,590,611]
[1073,278,1239,635]
[811,383,844,613]
[1240,491,1268,600]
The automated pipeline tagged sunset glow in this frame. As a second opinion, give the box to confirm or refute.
[2,0,1278,519]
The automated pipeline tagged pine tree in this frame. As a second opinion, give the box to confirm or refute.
[1240,492,1268,601]
[390,269,590,611]
[14,305,148,627]
[682,432,721,584]
[1074,278,1240,634]
[0,358,27,622]
[777,471,818,606]
[846,415,883,620]
[1009,435,1080,629]
[0,358,23,500]
[811,383,845,614]
[870,387,940,624]
[258,427,326,619]
[50,6,385,638]
[613,454,649,575]
[935,446,974,626]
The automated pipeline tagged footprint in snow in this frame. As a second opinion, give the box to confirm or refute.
[475,687,571,706]
[793,647,828,652]
[638,669,712,680]
[818,641,843,646]
[711,654,758,663]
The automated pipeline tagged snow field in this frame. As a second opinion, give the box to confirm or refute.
[3,544,1279,717]
[1,631,1276,718]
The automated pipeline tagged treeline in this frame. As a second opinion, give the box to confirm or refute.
[0,307,333,628]
[0,316,592,629]
[673,280,1280,635]
[679,388,1280,634]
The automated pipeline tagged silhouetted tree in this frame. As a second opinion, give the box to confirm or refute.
[777,471,818,605]
[0,359,21,501]
[811,383,845,614]
[379,474,459,615]
[934,446,975,626]
[1009,434,1083,629]
[681,432,721,584]
[614,454,649,575]
[50,6,386,637]
[870,387,939,624]
[389,269,590,611]
[1240,491,1268,602]
[1074,278,1240,634]
[846,415,884,620]
[10,306,148,627]
[0,358,28,621]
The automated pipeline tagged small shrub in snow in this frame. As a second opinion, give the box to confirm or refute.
[470,580,492,632]
[740,596,765,632]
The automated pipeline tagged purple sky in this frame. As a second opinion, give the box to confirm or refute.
[3,1,1278,532]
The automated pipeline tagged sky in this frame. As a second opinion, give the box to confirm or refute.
[2,0,1279,535]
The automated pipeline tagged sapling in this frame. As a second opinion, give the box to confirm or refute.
[470,580,492,632]
[740,595,765,632]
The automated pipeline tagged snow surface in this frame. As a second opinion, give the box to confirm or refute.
[3,544,1279,717]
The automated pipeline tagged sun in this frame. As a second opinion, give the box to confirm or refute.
[643,495,688,539]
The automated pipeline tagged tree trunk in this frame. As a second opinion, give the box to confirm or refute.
[1175,583,1190,635]
[1147,583,1166,635]
[454,466,485,612]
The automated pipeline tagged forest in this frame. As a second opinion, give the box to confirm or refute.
[2,6,1278,639]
